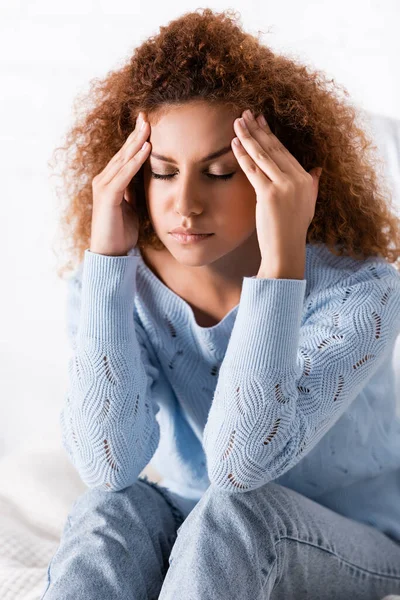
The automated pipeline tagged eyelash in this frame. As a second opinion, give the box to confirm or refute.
[150,172,235,181]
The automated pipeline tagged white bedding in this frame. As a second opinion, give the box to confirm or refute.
[0,440,86,599]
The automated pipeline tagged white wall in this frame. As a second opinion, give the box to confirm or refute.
[0,0,399,458]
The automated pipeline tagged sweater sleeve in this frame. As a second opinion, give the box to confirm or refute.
[202,258,400,492]
[60,248,161,491]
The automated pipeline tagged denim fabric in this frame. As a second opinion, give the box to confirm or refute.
[41,477,400,600]
[40,475,184,600]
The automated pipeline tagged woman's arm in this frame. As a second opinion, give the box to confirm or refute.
[203,258,400,492]
[60,249,161,491]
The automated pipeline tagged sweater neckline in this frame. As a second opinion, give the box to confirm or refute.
[136,250,240,334]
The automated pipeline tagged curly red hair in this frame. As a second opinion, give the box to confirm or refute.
[50,7,400,278]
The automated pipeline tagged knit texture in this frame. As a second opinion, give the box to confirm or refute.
[60,242,400,542]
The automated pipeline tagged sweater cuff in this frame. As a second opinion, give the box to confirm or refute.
[78,249,140,342]
[223,275,307,375]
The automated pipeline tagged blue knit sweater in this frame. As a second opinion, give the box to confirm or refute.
[61,242,400,543]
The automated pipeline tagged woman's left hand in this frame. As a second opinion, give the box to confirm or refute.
[231,110,322,279]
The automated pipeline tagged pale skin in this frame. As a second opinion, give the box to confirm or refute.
[140,100,321,328]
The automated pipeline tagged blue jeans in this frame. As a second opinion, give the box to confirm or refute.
[40,475,400,599]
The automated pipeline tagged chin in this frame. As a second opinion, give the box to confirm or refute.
[165,238,211,263]
[170,250,213,268]
[171,241,241,270]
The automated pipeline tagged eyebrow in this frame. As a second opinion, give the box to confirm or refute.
[150,145,233,164]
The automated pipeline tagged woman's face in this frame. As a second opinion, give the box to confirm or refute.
[142,100,258,267]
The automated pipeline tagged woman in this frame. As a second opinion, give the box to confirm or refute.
[42,8,400,599]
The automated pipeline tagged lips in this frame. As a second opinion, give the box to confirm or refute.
[170,229,212,235]
[170,232,213,244]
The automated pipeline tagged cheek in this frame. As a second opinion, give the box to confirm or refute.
[226,181,257,221]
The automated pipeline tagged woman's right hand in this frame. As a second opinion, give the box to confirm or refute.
[89,111,151,256]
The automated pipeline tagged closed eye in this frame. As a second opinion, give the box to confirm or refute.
[150,172,235,181]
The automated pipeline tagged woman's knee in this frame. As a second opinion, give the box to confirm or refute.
[66,478,162,525]
[180,481,304,540]
[66,476,180,541]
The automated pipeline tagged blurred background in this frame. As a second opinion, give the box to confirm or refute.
[0,2,399,597]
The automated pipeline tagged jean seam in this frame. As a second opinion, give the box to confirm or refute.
[40,560,52,599]
[274,535,400,580]
[40,511,76,599]
[40,536,67,599]
[260,554,278,598]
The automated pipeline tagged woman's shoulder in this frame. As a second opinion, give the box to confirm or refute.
[305,242,400,296]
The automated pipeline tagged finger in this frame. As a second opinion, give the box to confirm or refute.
[96,115,148,182]
[231,135,274,191]
[101,140,151,189]
[233,118,283,183]
[106,122,148,170]
[255,114,305,175]
[100,127,150,186]
[245,112,306,177]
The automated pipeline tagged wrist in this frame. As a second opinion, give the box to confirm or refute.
[257,247,306,280]
[256,263,305,280]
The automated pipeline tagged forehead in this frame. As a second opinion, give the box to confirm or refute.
[148,100,240,125]
[146,102,240,163]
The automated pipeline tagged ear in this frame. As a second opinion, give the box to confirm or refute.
[309,167,322,195]
[309,167,322,181]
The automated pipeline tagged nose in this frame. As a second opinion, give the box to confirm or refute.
[174,179,204,218]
